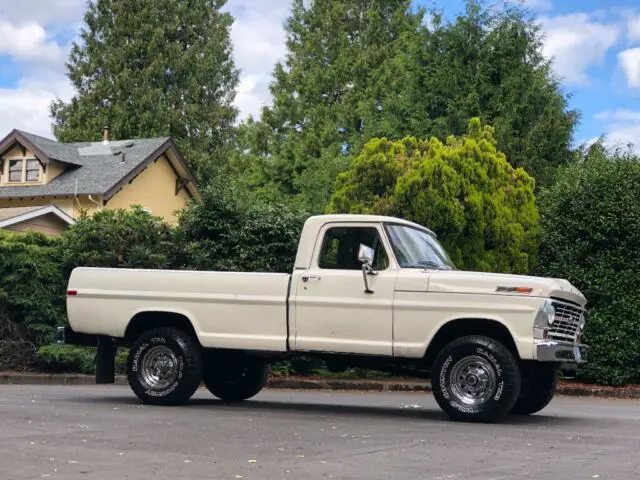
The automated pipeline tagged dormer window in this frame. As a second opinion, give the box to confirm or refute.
[5,157,41,183]
[8,160,22,182]
[26,159,40,181]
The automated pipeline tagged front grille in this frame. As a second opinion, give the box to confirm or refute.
[549,300,585,341]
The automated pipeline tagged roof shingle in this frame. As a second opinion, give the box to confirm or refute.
[0,132,171,199]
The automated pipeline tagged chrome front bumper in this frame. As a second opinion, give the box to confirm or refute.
[536,340,587,363]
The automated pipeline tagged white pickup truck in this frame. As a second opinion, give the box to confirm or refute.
[59,214,587,422]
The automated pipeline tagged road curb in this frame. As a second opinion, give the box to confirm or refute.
[2,373,640,399]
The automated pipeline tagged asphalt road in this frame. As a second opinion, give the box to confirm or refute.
[1,385,640,480]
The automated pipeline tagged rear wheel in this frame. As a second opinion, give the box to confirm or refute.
[511,364,558,415]
[127,327,202,405]
[203,351,269,401]
[432,335,521,423]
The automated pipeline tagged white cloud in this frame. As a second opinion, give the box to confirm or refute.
[224,0,290,120]
[627,12,640,43]
[618,48,640,88]
[593,109,640,152]
[539,13,620,85]
[0,0,86,26]
[521,0,552,12]
[0,20,64,63]
[0,75,74,139]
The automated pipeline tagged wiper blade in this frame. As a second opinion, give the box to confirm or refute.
[417,260,450,270]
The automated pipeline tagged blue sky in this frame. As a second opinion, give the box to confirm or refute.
[1,0,639,151]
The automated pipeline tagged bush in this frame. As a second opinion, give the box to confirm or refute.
[328,118,540,273]
[61,206,178,273]
[177,183,308,273]
[0,231,66,345]
[36,344,129,374]
[538,143,640,386]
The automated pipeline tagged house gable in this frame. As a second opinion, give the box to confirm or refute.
[104,153,193,223]
[0,205,75,236]
[0,129,199,224]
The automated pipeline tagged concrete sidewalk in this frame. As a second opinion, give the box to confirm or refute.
[2,372,640,399]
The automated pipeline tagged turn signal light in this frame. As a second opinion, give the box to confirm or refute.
[496,286,533,293]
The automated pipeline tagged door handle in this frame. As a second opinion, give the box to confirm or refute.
[301,275,321,282]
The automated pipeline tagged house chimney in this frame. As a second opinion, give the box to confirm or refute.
[102,125,109,144]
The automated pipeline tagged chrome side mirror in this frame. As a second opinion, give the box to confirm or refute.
[357,244,374,266]
[357,244,377,294]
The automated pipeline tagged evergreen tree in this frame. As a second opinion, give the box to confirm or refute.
[235,0,424,211]
[328,118,540,274]
[403,1,578,186]
[232,0,577,209]
[50,0,239,182]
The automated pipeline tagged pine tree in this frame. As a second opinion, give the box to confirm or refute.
[50,0,239,182]
[237,0,424,211]
[403,1,578,187]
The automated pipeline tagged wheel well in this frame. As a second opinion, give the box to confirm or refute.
[124,311,199,345]
[423,318,519,367]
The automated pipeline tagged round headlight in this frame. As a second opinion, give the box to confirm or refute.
[544,301,556,325]
[579,312,586,330]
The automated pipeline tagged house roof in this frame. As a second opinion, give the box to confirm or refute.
[0,130,199,201]
[0,205,75,228]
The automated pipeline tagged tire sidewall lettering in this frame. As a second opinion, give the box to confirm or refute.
[131,342,149,373]
[475,347,503,377]
[439,355,454,401]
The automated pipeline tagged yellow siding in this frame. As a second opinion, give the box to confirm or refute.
[4,146,25,158]
[0,198,75,217]
[46,160,66,182]
[5,214,69,236]
[105,154,191,223]
[71,196,102,218]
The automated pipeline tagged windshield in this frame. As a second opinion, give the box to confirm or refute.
[385,223,456,270]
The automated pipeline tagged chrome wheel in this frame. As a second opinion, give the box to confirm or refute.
[139,345,180,390]
[449,355,497,406]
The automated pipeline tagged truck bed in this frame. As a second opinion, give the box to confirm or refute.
[67,267,291,352]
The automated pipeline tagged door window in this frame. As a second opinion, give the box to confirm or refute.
[318,226,389,270]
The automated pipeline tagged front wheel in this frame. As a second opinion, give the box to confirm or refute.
[432,335,521,423]
[203,351,269,401]
[127,327,203,406]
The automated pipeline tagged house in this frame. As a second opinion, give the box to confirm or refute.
[0,128,199,235]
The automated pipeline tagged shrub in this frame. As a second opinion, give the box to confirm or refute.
[538,143,640,385]
[60,206,178,273]
[328,118,540,273]
[36,344,129,374]
[0,230,66,345]
[177,183,308,273]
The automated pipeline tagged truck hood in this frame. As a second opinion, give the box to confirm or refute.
[397,270,586,306]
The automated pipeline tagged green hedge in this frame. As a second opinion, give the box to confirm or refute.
[538,143,640,386]
[36,345,129,374]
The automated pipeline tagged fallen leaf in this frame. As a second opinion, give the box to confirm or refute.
[184,460,191,463]
[248,459,257,464]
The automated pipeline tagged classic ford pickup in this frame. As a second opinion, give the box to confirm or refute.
[60,214,588,422]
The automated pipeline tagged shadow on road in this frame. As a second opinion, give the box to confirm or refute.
[65,391,589,427]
